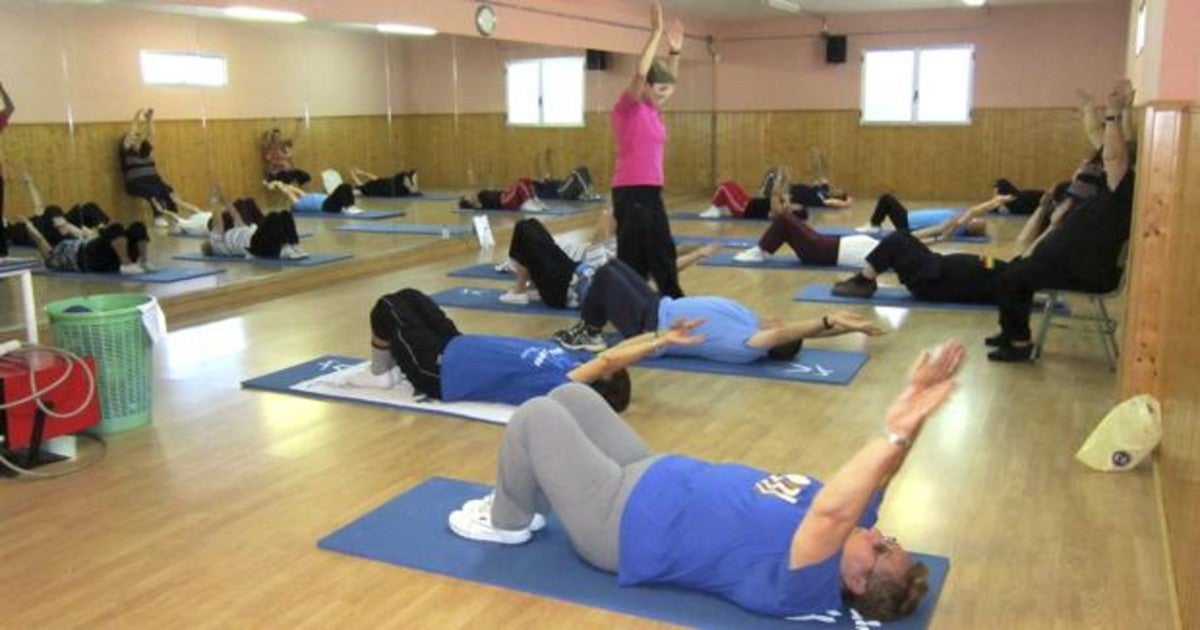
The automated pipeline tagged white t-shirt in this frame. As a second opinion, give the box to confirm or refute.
[177,212,213,236]
[836,234,879,268]
[208,225,258,257]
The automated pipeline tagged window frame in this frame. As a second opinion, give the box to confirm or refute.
[505,56,586,129]
[859,44,975,127]
[139,50,229,88]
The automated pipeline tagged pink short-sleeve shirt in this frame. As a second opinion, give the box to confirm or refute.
[610,92,666,187]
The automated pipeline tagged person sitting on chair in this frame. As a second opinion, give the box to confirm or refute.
[447,339,965,622]
[365,288,704,410]
[553,258,885,354]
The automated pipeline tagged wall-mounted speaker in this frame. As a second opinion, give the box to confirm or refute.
[586,49,609,71]
[825,35,847,64]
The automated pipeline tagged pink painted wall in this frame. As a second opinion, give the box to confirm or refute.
[710,2,1129,111]
[1129,0,1200,102]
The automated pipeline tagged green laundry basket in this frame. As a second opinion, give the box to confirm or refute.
[45,293,155,434]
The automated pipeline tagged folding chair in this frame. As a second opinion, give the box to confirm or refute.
[1031,247,1128,371]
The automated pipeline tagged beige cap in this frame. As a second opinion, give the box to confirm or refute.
[1075,394,1162,471]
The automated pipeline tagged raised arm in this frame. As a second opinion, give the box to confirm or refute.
[917,194,1010,240]
[1102,79,1133,189]
[748,311,887,349]
[123,108,144,150]
[1077,89,1104,150]
[22,171,43,214]
[789,340,964,569]
[665,16,683,78]
[627,1,666,99]
[144,107,156,146]
[568,320,704,382]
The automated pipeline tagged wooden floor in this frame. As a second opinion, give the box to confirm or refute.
[0,194,1172,629]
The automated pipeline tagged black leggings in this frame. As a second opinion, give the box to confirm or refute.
[865,231,1002,304]
[248,211,301,258]
[67,203,111,229]
[580,259,661,338]
[360,171,416,197]
[321,184,356,213]
[612,185,682,298]
[78,222,149,272]
[369,289,462,399]
[509,219,577,308]
[869,194,911,231]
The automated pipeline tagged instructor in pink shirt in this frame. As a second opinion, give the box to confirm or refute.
[610,1,685,298]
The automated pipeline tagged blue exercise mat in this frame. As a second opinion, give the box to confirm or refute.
[172,252,353,267]
[671,211,770,222]
[794,283,1072,314]
[447,263,512,281]
[408,192,463,201]
[333,222,473,236]
[33,266,224,284]
[699,251,860,273]
[319,477,949,629]
[637,347,866,385]
[674,235,760,249]
[451,205,588,217]
[430,287,574,317]
[295,209,406,220]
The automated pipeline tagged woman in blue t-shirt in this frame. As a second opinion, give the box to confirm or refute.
[448,340,964,622]
[553,258,886,357]
[366,288,704,410]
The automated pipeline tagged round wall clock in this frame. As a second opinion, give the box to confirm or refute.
[475,3,497,37]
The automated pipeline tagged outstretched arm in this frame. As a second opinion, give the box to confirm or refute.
[568,320,704,382]
[22,171,43,215]
[1077,89,1104,150]
[917,194,1010,240]
[144,108,156,145]
[748,311,887,349]
[665,15,683,78]
[1102,79,1133,190]
[627,1,666,99]
[789,340,965,569]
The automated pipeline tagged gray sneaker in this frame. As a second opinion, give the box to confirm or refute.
[554,321,606,352]
[832,274,878,298]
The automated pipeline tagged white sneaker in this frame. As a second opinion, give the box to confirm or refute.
[520,199,545,212]
[854,224,883,233]
[499,290,530,305]
[139,260,157,272]
[494,260,516,274]
[343,206,365,215]
[280,245,310,260]
[527,289,541,302]
[460,494,546,532]
[448,508,532,545]
[119,263,146,275]
[698,205,728,219]
[733,246,769,263]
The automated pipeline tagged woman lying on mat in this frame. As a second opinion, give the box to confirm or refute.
[458,177,549,212]
[448,340,964,621]
[534,167,599,202]
[261,126,311,187]
[200,196,308,260]
[500,213,718,307]
[699,170,808,220]
[349,167,420,197]
[160,205,213,237]
[759,148,855,209]
[832,182,1076,301]
[4,172,112,248]
[553,258,885,354]
[989,178,1045,216]
[119,107,203,226]
[267,180,358,215]
[20,213,152,275]
[366,288,704,411]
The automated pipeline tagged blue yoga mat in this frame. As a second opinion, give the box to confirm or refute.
[451,205,588,217]
[333,223,473,236]
[172,252,353,267]
[700,251,860,273]
[674,235,759,249]
[637,347,866,385]
[295,209,406,220]
[319,477,948,629]
[794,283,1072,314]
[408,192,462,201]
[447,263,512,281]
[34,266,224,284]
[430,287,574,317]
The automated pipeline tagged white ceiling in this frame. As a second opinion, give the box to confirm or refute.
[649,0,1113,19]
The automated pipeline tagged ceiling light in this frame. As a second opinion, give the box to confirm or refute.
[223,6,307,23]
[765,0,801,13]
[962,0,987,6]
[376,23,438,36]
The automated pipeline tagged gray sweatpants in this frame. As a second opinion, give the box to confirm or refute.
[492,383,661,572]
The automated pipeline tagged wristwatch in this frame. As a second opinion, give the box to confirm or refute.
[885,430,912,450]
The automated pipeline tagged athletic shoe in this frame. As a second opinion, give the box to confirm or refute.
[554,321,607,352]
[119,263,146,275]
[520,199,546,212]
[733,246,769,263]
[987,344,1033,362]
[498,290,530,305]
[984,332,1011,347]
[527,289,541,302]
[448,507,532,545]
[854,224,884,233]
[153,216,169,228]
[460,494,546,532]
[832,274,878,298]
[494,259,516,274]
[139,260,158,272]
[280,245,310,260]
[698,205,727,219]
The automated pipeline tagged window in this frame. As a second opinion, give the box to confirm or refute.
[861,46,973,124]
[1135,1,1147,55]
[140,51,228,87]
[506,57,585,126]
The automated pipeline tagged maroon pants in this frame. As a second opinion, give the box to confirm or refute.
[758,211,839,266]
